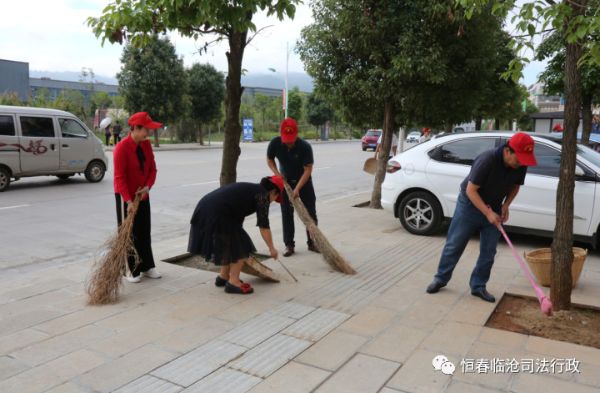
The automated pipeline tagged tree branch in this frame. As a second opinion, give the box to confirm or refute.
[512,27,556,38]
[246,25,274,46]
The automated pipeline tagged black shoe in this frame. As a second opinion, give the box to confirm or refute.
[426,280,446,294]
[224,282,254,295]
[471,289,496,303]
[307,243,320,253]
[283,246,295,257]
[215,276,227,287]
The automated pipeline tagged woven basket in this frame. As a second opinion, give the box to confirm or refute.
[524,247,587,287]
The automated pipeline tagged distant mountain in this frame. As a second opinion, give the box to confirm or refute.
[241,72,313,92]
[29,70,314,92]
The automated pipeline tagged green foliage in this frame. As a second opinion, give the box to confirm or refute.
[287,87,303,121]
[306,93,333,127]
[186,63,225,125]
[0,92,23,106]
[117,36,186,125]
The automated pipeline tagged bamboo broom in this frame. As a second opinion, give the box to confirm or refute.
[283,181,356,275]
[86,196,141,305]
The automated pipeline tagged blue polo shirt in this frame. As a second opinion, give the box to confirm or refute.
[267,136,314,181]
[460,146,527,212]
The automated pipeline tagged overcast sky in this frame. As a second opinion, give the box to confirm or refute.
[1,0,544,86]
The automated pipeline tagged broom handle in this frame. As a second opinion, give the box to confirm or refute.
[496,223,547,303]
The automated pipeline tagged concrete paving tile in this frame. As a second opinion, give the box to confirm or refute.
[315,353,400,393]
[360,323,428,364]
[155,317,234,353]
[219,312,296,348]
[525,336,600,366]
[268,302,315,320]
[421,321,482,357]
[337,306,397,337]
[151,340,246,387]
[296,330,369,371]
[379,388,405,393]
[444,295,496,326]
[113,374,183,393]
[386,349,452,393]
[44,349,107,380]
[248,361,330,393]
[0,328,50,355]
[0,355,29,380]
[477,327,528,350]
[0,364,64,393]
[0,309,65,336]
[34,305,124,336]
[229,334,312,378]
[445,380,503,393]
[395,300,449,332]
[511,373,599,393]
[77,344,179,393]
[0,278,79,302]
[183,368,262,393]
[216,298,281,323]
[44,382,90,393]
[282,308,350,342]
[11,324,114,367]
[575,361,600,388]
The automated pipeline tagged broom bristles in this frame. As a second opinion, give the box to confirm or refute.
[86,197,141,305]
[283,181,356,275]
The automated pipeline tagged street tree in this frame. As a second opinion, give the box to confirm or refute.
[459,0,600,310]
[536,31,600,144]
[287,86,303,122]
[88,0,300,185]
[306,93,333,132]
[186,63,225,145]
[117,36,186,147]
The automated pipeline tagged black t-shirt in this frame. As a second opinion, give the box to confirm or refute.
[267,136,314,181]
[459,146,527,212]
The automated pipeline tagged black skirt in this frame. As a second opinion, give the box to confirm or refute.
[188,212,256,265]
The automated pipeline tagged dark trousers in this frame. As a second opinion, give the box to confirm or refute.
[433,193,501,291]
[281,180,318,248]
[115,194,156,277]
[105,133,110,145]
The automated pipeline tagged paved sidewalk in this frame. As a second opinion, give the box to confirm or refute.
[1,192,599,392]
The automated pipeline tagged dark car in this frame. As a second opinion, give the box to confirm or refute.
[361,129,382,151]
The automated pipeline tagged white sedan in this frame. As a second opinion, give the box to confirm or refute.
[381,132,600,247]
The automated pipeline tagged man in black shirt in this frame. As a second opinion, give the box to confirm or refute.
[426,132,537,302]
[267,118,319,257]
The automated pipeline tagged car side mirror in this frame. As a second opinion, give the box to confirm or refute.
[575,165,584,177]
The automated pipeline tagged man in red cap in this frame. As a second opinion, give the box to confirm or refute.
[267,118,319,257]
[113,112,162,283]
[426,132,537,302]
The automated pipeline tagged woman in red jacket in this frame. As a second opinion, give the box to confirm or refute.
[113,112,161,283]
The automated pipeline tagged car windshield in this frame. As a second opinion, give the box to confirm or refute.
[366,130,381,136]
[409,132,420,137]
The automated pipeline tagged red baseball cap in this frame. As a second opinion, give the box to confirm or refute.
[128,112,162,129]
[269,175,284,203]
[280,118,298,143]
[508,132,537,166]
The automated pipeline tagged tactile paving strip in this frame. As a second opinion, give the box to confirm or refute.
[282,308,350,341]
[182,368,262,393]
[228,334,312,378]
[219,312,296,348]
[151,340,246,387]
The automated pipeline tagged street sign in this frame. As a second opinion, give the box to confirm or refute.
[243,118,254,142]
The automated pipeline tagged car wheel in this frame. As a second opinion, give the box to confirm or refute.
[398,191,443,235]
[362,146,367,151]
[0,166,10,192]
[57,174,74,180]
[84,161,106,183]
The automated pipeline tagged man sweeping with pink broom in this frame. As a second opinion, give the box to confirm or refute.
[426,132,537,304]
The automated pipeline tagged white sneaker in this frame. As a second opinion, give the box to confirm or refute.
[142,268,162,279]
[124,274,141,283]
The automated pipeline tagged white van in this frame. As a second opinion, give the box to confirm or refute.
[0,105,108,191]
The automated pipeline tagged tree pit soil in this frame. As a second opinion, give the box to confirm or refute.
[486,293,600,349]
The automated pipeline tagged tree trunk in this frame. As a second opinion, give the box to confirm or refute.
[153,128,160,148]
[198,124,205,146]
[370,100,395,209]
[581,93,592,145]
[475,116,482,131]
[220,30,247,185]
[551,0,585,311]
[445,123,453,133]
[494,118,500,130]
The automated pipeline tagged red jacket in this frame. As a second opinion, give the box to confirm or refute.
[113,135,157,202]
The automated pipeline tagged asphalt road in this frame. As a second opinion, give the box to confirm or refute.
[0,140,376,270]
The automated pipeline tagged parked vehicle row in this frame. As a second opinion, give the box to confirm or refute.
[381,131,600,248]
[0,105,108,191]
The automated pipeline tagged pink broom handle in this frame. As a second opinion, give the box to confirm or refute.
[496,223,553,316]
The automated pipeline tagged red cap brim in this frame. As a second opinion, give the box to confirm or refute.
[145,121,162,129]
[516,152,537,166]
